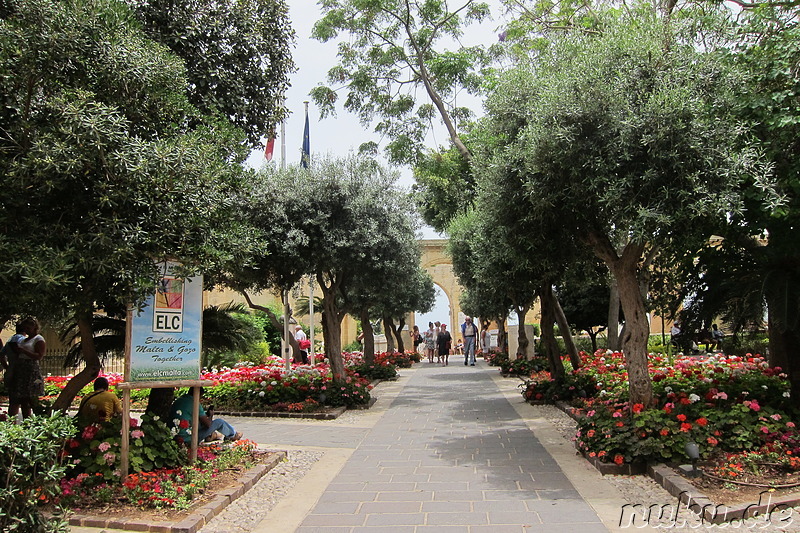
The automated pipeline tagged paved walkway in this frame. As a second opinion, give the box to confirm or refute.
[249,360,633,533]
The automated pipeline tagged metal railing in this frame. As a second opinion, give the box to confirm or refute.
[0,348,125,380]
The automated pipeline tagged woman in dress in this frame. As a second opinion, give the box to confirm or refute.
[411,325,423,355]
[7,317,46,419]
[424,322,436,363]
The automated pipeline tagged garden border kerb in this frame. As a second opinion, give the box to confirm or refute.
[68,451,286,533]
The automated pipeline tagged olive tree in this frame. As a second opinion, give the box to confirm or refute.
[487,12,774,405]
[0,0,249,409]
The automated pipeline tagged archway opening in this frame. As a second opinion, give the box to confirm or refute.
[414,284,451,331]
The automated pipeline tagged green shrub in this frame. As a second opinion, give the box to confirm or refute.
[68,413,185,479]
[485,351,509,367]
[318,377,372,408]
[352,362,398,380]
[0,413,76,533]
[499,356,549,376]
[343,341,362,352]
[724,333,770,357]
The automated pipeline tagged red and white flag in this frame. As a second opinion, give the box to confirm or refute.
[264,137,275,161]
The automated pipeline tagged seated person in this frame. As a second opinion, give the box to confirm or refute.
[711,323,725,351]
[76,377,122,426]
[169,387,242,444]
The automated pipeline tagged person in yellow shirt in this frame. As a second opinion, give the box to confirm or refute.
[76,377,122,426]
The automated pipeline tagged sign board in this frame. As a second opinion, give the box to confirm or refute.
[129,261,203,382]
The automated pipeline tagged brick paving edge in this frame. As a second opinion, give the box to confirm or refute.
[69,451,287,533]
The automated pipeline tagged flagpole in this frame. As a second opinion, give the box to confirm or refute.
[280,119,290,371]
[301,101,310,168]
[280,121,286,170]
[309,276,315,365]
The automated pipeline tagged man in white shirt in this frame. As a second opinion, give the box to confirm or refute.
[461,317,478,366]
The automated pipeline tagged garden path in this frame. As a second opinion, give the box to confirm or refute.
[243,359,635,533]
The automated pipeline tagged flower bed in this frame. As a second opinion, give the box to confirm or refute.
[520,350,797,466]
[42,351,418,412]
[61,435,258,511]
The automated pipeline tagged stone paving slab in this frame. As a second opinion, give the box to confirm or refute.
[291,361,609,532]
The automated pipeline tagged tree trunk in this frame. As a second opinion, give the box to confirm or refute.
[317,274,346,381]
[607,277,620,351]
[52,310,102,412]
[360,309,375,364]
[539,287,565,381]
[551,291,581,368]
[241,291,299,358]
[146,388,176,420]
[612,260,654,406]
[394,316,406,352]
[382,315,396,353]
[768,313,800,402]
[587,329,599,353]
[586,233,654,406]
[497,315,507,354]
[515,305,530,358]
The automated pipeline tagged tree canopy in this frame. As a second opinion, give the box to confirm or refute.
[0,0,255,408]
[464,8,774,404]
[311,0,490,164]
[134,0,295,148]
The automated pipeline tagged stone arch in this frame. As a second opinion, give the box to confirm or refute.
[410,239,464,332]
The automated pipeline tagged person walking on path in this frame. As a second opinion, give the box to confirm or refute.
[437,323,452,366]
[423,322,436,363]
[434,321,441,363]
[2,323,27,420]
[7,317,45,420]
[294,325,310,364]
[411,325,423,355]
[461,316,478,366]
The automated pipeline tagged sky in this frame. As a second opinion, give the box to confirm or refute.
[245,1,507,241]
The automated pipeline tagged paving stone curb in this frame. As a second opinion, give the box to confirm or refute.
[68,451,287,533]
[649,463,800,525]
[214,407,346,420]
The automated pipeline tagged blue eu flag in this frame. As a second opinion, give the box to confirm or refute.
[301,108,310,168]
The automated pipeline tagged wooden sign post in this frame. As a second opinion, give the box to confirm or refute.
[119,261,205,478]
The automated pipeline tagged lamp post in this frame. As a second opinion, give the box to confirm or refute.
[684,441,701,477]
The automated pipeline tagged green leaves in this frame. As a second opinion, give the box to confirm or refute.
[0,413,76,532]
[134,0,295,148]
[312,0,490,164]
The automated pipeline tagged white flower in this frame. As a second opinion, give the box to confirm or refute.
[258,391,265,397]
[260,381,267,387]
[175,410,182,416]
[784,392,791,398]
[762,385,768,390]
[153,415,160,421]
[172,418,180,427]
[665,386,673,393]
[271,381,278,386]
[689,394,701,403]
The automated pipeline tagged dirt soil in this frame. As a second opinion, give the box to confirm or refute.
[62,450,281,524]
[685,467,800,507]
